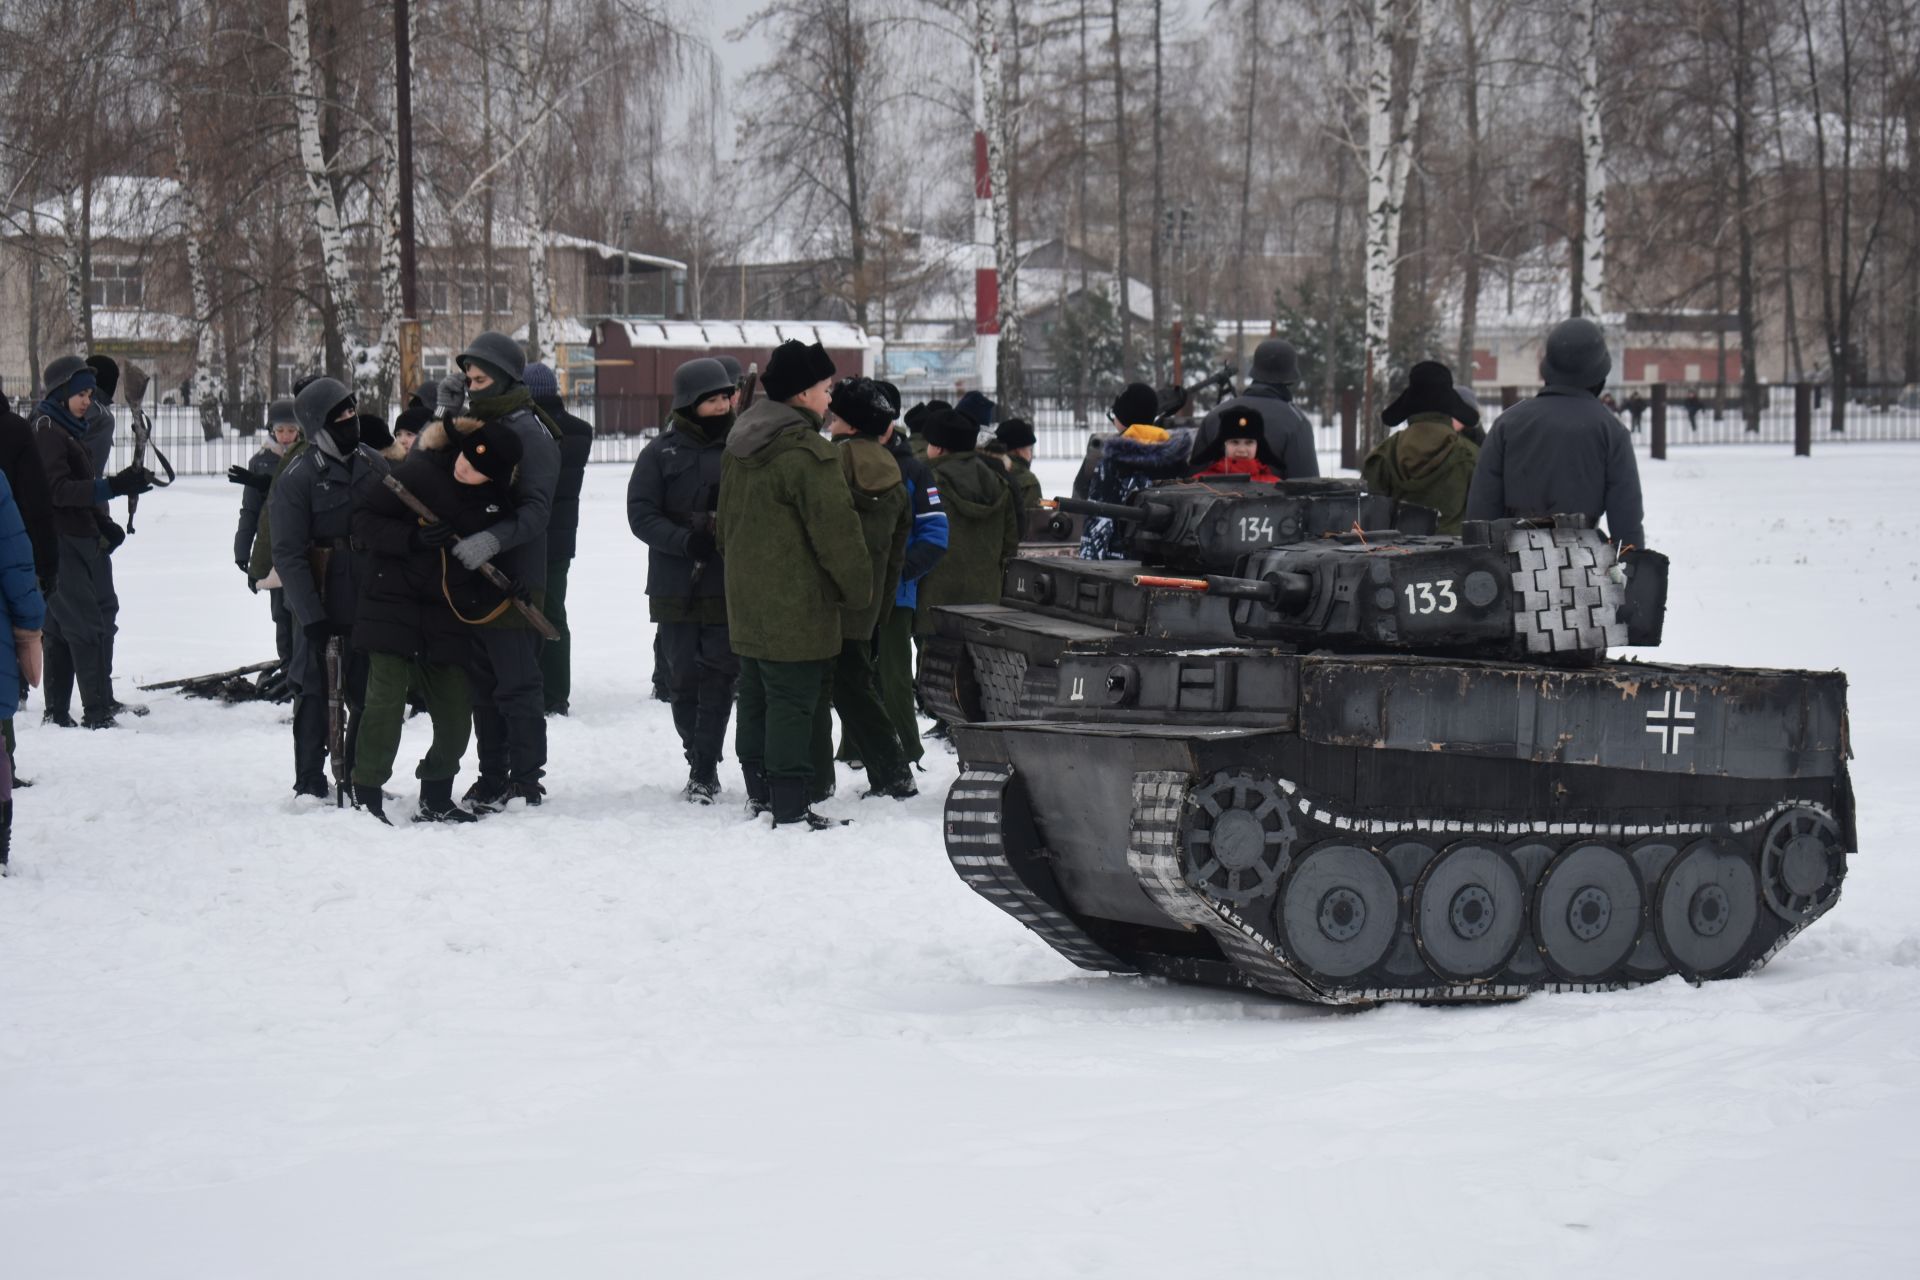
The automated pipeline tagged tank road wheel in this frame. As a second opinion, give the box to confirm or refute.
[1415,843,1526,982]
[1181,773,1296,905]
[1759,807,1846,922]
[1534,843,1645,981]
[1277,843,1400,980]
[1656,839,1761,979]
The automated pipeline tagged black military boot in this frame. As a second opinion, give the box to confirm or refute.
[80,707,121,730]
[414,777,479,824]
[861,768,919,801]
[740,760,770,817]
[352,783,392,826]
[505,777,546,807]
[1,800,11,876]
[41,709,76,728]
[463,776,512,814]
[682,756,721,805]
[770,777,848,832]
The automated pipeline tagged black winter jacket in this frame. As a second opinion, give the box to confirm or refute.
[0,402,58,584]
[233,445,281,569]
[533,393,593,562]
[350,429,508,660]
[627,411,728,603]
[270,442,387,631]
[33,407,111,540]
[1464,386,1646,548]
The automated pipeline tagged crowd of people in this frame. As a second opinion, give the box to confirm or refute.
[0,314,1645,857]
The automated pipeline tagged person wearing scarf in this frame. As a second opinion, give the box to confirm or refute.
[437,331,560,813]
[230,398,303,666]
[1187,406,1282,483]
[29,356,153,729]
[627,357,739,803]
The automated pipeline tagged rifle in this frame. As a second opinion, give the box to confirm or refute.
[1155,363,1238,427]
[140,659,280,692]
[738,362,759,412]
[380,473,562,640]
[120,362,176,534]
[324,635,348,806]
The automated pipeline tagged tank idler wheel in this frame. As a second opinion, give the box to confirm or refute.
[1277,843,1400,980]
[1656,838,1761,979]
[1182,773,1296,905]
[1415,843,1526,982]
[1759,807,1845,922]
[1535,842,1645,980]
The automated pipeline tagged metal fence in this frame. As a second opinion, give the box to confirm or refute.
[10,380,1914,479]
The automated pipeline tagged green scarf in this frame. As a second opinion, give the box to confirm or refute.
[467,383,561,441]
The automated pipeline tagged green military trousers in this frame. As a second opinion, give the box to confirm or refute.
[824,634,908,789]
[736,656,832,783]
[351,652,473,789]
[873,605,923,766]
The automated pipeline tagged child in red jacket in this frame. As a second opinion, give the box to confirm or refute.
[1187,406,1282,482]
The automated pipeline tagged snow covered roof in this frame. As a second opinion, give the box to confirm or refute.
[7,177,183,242]
[90,308,195,345]
[591,319,882,351]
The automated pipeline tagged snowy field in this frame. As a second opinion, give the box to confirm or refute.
[3,445,1917,1278]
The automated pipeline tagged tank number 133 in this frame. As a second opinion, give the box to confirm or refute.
[1403,580,1459,614]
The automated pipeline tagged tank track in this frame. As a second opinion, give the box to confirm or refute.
[947,764,1849,1005]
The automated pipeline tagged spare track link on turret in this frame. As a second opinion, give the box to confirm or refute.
[943,764,1850,1005]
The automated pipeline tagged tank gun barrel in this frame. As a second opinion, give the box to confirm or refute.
[1130,571,1313,612]
[1056,497,1173,530]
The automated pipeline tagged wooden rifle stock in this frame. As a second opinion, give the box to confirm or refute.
[380,473,563,641]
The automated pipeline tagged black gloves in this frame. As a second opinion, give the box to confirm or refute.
[226,465,270,491]
[436,373,467,416]
[412,520,459,549]
[108,465,156,497]
[686,529,718,561]
[98,520,126,553]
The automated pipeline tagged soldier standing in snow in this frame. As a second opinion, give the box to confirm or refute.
[716,339,870,830]
[1465,317,1646,550]
[270,378,383,797]
[230,398,302,667]
[440,332,561,812]
[524,362,591,716]
[628,357,739,804]
[32,356,153,730]
[822,377,915,800]
[915,407,1020,629]
[79,356,134,708]
[993,418,1043,509]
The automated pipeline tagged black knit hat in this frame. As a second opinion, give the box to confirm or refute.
[86,355,120,403]
[1382,360,1479,428]
[394,405,433,437]
[459,418,524,483]
[1540,317,1612,390]
[829,377,896,436]
[1110,382,1159,428]
[995,417,1036,449]
[919,408,981,452]
[762,340,837,403]
[358,413,394,451]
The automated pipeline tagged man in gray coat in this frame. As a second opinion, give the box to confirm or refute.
[1464,317,1646,549]
[270,377,384,799]
[439,331,560,810]
[1194,338,1320,480]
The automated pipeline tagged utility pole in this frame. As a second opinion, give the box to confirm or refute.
[395,0,422,397]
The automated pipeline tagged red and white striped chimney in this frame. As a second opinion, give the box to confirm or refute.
[972,72,998,395]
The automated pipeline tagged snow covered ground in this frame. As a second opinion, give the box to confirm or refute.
[3,445,1917,1278]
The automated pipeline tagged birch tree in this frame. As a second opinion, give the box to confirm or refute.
[1573,0,1607,316]
[1361,0,1433,449]
[976,0,1022,403]
[287,0,360,378]
[171,67,227,436]
[515,0,558,360]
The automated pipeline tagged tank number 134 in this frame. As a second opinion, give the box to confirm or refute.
[1403,580,1459,614]
[1237,515,1276,542]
